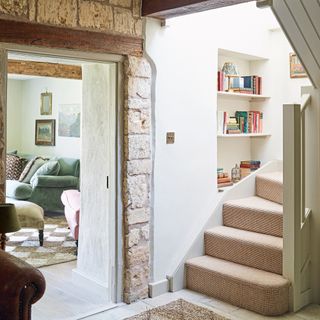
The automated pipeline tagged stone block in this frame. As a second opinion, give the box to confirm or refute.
[127,245,150,267]
[125,109,151,134]
[126,135,151,160]
[127,77,151,99]
[37,0,77,27]
[110,0,132,8]
[126,228,141,247]
[134,19,143,37]
[125,56,151,78]
[79,1,113,31]
[0,0,28,16]
[126,98,151,110]
[126,208,150,225]
[127,159,152,175]
[133,0,141,18]
[114,7,135,35]
[126,174,149,208]
[29,0,36,21]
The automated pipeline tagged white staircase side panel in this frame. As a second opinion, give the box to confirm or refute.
[167,160,282,292]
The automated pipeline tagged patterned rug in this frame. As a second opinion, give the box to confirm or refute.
[5,214,77,268]
[125,299,231,320]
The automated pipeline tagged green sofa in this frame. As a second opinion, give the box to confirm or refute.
[6,156,80,213]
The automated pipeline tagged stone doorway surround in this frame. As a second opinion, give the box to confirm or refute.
[0,53,152,304]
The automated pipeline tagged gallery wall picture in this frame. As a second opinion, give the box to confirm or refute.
[58,104,81,138]
[35,119,56,146]
[290,53,308,78]
[41,92,52,115]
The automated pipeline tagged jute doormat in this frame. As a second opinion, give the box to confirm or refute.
[5,215,77,268]
[125,299,231,320]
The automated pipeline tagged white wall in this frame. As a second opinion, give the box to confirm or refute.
[7,79,23,152]
[7,77,82,158]
[146,2,310,283]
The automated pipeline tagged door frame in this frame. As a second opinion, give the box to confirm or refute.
[0,42,124,303]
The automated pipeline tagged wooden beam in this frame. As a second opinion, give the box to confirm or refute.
[0,19,143,57]
[142,0,254,19]
[8,60,82,80]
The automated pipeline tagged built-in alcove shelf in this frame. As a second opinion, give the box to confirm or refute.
[218,91,270,101]
[218,133,271,138]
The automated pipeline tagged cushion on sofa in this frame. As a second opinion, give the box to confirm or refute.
[6,155,27,180]
[6,180,33,200]
[56,158,80,177]
[19,157,47,183]
[30,160,60,186]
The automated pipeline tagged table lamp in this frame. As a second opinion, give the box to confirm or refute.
[222,62,239,92]
[0,203,20,250]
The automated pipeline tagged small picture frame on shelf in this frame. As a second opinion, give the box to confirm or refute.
[35,119,56,146]
[40,92,52,115]
[290,53,307,78]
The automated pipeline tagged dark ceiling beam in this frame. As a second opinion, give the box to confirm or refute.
[142,0,254,19]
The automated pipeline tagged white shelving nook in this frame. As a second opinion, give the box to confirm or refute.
[217,48,272,178]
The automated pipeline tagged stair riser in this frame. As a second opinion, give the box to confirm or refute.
[223,205,283,237]
[256,176,283,205]
[186,265,289,316]
[205,233,282,274]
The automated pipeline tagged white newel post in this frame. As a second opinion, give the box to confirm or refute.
[283,104,302,311]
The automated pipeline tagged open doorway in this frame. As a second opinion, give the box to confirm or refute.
[4,49,121,318]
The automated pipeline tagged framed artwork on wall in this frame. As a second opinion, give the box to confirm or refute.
[290,53,308,78]
[41,92,52,115]
[35,119,56,146]
[58,104,81,138]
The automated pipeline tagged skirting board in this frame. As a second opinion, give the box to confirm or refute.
[148,279,169,298]
[72,268,109,300]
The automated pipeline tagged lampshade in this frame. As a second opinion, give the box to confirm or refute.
[0,204,20,233]
[222,62,239,76]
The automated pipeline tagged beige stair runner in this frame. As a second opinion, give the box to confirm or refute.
[186,172,290,316]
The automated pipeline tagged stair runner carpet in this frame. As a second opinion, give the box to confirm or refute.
[186,171,290,316]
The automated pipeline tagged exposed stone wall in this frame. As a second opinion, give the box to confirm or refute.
[0,0,142,37]
[0,49,6,203]
[123,56,152,303]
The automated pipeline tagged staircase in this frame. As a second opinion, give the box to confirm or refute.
[186,172,290,316]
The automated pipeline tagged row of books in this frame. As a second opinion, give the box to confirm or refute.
[217,111,264,134]
[217,71,262,95]
[240,160,261,179]
[217,168,233,188]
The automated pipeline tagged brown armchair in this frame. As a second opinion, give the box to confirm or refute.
[0,250,46,320]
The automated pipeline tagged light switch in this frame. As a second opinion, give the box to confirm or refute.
[166,132,175,144]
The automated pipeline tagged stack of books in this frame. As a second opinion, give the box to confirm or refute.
[217,71,262,95]
[240,160,261,178]
[217,168,233,188]
[217,111,263,135]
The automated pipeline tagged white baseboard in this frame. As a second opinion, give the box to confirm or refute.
[148,279,169,298]
[72,268,109,299]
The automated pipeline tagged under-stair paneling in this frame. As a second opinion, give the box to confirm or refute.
[262,0,320,88]
[76,63,116,299]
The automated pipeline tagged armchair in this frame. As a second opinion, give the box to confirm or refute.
[0,249,46,319]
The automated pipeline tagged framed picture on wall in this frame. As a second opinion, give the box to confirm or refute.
[41,92,52,115]
[290,53,308,78]
[35,119,56,146]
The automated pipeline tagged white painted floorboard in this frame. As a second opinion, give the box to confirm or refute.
[33,261,320,320]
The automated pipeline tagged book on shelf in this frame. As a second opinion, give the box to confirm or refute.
[240,160,261,178]
[217,72,262,95]
[217,168,233,188]
[217,111,264,135]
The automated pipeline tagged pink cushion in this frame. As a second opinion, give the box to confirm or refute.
[61,190,80,240]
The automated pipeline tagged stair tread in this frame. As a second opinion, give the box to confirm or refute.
[224,196,282,214]
[186,255,289,288]
[256,171,283,185]
[205,226,283,249]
